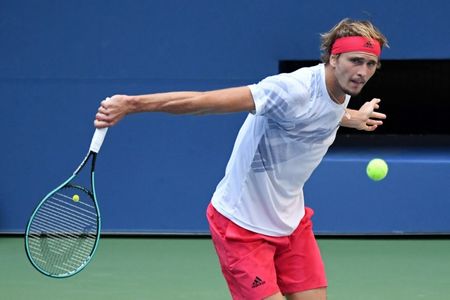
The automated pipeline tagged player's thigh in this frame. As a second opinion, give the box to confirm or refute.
[275,208,327,294]
[263,291,285,300]
[207,204,281,299]
[286,287,327,300]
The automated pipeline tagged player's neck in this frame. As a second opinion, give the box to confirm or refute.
[324,65,345,104]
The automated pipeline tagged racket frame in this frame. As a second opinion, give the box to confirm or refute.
[25,134,105,278]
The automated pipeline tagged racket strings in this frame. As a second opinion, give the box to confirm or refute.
[27,186,99,276]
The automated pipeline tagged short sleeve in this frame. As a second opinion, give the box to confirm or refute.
[248,72,311,123]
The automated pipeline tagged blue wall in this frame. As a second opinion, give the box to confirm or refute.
[2,0,450,234]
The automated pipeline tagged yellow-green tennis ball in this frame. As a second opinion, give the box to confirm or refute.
[366,158,388,181]
[72,194,80,202]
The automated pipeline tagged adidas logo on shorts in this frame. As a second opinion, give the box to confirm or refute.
[252,276,266,288]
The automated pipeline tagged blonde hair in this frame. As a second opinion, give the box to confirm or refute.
[320,18,389,64]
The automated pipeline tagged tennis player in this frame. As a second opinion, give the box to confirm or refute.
[95,18,388,300]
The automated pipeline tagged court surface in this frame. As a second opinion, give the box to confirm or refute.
[1,237,449,299]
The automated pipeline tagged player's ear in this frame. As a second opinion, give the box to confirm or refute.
[329,54,339,68]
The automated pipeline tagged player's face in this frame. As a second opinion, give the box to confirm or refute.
[330,52,379,96]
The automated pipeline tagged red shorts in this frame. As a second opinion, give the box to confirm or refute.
[207,204,327,300]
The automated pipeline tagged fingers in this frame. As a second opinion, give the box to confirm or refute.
[94,119,110,128]
[356,98,386,132]
[371,111,387,119]
[370,98,381,104]
[97,106,108,114]
[96,99,111,119]
[367,98,387,119]
[94,111,113,128]
[95,110,109,122]
[362,117,383,132]
[366,119,383,126]
[365,124,378,132]
[94,97,115,128]
[101,97,113,108]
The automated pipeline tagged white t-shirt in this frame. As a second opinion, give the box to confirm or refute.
[211,63,350,236]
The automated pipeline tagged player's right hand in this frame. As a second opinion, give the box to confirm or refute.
[94,95,130,128]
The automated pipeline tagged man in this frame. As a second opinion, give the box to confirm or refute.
[95,18,388,300]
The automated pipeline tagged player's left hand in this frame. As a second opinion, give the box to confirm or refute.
[340,98,387,131]
[357,98,387,131]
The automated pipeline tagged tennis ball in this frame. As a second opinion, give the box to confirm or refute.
[72,194,80,202]
[366,158,388,181]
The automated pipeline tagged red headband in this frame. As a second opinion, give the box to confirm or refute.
[331,36,381,57]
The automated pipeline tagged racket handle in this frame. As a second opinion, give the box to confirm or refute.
[90,127,108,153]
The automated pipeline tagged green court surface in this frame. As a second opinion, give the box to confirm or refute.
[1,237,450,299]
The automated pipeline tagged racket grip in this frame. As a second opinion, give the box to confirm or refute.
[89,127,108,153]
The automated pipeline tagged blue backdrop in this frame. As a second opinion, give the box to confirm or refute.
[2,0,450,234]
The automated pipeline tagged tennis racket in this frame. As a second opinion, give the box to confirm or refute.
[25,127,108,278]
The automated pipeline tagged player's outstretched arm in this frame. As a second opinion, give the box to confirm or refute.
[94,87,255,128]
[340,98,387,131]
